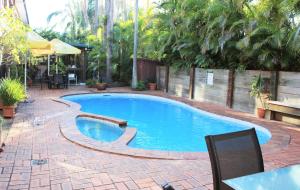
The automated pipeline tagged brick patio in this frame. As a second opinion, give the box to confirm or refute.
[0,86,300,190]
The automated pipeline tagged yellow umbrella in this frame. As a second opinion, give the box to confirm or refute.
[26,31,53,82]
[27,31,54,56]
[27,31,51,49]
[50,39,81,55]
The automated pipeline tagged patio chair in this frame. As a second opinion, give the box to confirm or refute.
[205,128,264,190]
[49,74,67,89]
[161,183,175,190]
[68,73,77,86]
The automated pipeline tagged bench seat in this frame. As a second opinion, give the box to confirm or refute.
[267,101,300,117]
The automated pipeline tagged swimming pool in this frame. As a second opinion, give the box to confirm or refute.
[63,93,271,152]
[76,117,124,142]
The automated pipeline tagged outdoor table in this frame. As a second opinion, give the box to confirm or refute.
[223,164,300,190]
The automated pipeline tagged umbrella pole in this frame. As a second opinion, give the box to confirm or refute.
[24,53,27,95]
[56,56,58,74]
[47,55,50,76]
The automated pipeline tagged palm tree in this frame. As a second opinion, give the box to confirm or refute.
[92,0,100,34]
[47,0,94,41]
[105,0,113,83]
[132,0,138,88]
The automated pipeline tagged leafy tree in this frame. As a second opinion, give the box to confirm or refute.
[155,0,300,71]
[47,0,92,42]
[0,8,29,65]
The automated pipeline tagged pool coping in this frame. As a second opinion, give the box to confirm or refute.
[57,91,291,160]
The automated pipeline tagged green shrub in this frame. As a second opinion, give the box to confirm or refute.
[136,81,146,91]
[0,78,26,106]
[50,61,66,75]
[250,74,268,109]
[86,79,97,87]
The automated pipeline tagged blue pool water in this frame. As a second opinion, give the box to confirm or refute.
[76,117,124,142]
[63,93,271,152]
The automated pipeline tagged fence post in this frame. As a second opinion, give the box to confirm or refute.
[165,65,169,93]
[156,65,160,89]
[226,70,235,108]
[189,66,196,99]
[270,71,279,119]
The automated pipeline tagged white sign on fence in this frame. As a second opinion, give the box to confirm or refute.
[207,71,214,85]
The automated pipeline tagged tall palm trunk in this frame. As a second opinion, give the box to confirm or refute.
[105,0,113,83]
[93,0,100,34]
[132,0,138,88]
[82,0,90,29]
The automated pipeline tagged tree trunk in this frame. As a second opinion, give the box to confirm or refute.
[82,0,90,29]
[132,0,138,88]
[93,0,100,34]
[105,0,113,83]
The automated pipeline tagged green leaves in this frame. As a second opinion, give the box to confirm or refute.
[0,8,29,65]
[0,78,26,106]
[155,0,300,71]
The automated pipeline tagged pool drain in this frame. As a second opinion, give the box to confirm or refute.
[31,159,47,166]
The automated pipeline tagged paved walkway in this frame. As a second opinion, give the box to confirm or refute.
[0,86,300,190]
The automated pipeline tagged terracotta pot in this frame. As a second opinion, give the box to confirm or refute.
[148,83,157,90]
[2,105,15,118]
[87,85,96,88]
[96,83,107,91]
[257,108,266,119]
[28,79,33,87]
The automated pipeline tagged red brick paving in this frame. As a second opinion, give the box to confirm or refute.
[0,86,299,190]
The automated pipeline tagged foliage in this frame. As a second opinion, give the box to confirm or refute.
[41,0,300,84]
[34,28,61,41]
[50,60,67,74]
[155,0,300,71]
[47,0,93,43]
[10,64,25,81]
[135,80,146,90]
[0,8,29,64]
[0,78,26,106]
[86,79,97,87]
[87,9,159,84]
[250,74,268,109]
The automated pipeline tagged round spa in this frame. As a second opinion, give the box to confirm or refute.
[63,93,271,152]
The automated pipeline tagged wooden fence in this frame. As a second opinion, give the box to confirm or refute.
[156,66,300,117]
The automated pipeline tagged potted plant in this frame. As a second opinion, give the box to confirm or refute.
[0,78,26,118]
[86,79,97,88]
[96,77,107,91]
[96,82,107,90]
[147,79,157,90]
[134,81,146,91]
[250,74,268,118]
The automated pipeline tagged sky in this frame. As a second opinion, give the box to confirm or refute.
[26,0,69,30]
[26,0,157,32]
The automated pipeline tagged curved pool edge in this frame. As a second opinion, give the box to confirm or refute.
[54,92,291,160]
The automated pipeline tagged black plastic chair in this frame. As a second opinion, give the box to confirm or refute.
[49,74,67,89]
[205,128,264,190]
